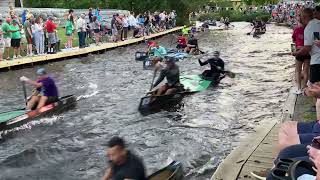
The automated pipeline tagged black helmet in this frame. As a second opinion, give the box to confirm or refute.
[164,56,176,63]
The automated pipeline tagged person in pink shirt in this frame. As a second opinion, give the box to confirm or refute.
[292,16,310,94]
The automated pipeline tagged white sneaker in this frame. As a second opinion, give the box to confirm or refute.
[307,81,312,87]
[13,55,17,59]
[17,55,22,58]
[292,88,302,95]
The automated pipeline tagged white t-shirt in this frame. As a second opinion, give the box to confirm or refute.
[159,13,166,21]
[128,15,137,27]
[304,18,320,65]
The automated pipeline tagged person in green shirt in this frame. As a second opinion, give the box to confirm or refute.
[2,17,12,60]
[65,15,74,48]
[182,25,189,36]
[10,19,21,59]
[151,42,167,65]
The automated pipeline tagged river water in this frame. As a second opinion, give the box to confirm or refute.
[0,22,293,180]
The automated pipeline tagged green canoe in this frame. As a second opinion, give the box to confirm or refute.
[139,74,223,114]
[0,110,26,124]
[180,74,213,92]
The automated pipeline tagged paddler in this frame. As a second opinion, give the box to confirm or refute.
[198,51,225,80]
[151,56,184,95]
[184,33,198,54]
[103,137,147,180]
[176,33,187,50]
[150,42,167,65]
[147,40,157,55]
[182,25,189,36]
[20,68,59,110]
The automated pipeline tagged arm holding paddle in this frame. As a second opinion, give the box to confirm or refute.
[198,59,208,66]
[151,70,166,90]
[20,76,43,88]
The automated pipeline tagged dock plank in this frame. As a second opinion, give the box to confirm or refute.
[212,87,298,180]
[0,27,183,70]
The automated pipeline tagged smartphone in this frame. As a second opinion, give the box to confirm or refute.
[311,137,320,149]
[314,32,320,40]
[291,43,296,52]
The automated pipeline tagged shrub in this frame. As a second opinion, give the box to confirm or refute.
[197,10,270,22]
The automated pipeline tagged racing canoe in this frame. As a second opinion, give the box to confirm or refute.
[0,95,76,131]
[138,74,223,114]
[148,161,183,180]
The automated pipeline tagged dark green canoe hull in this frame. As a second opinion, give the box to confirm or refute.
[148,161,184,180]
[138,74,224,115]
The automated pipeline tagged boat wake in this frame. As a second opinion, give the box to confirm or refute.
[76,90,99,101]
[76,82,100,101]
[0,116,62,137]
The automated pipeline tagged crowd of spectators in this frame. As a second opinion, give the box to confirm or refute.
[251,5,320,180]
[0,8,177,61]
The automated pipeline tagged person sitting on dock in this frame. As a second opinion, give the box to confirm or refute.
[150,42,167,65]
[151,56,183,96]
[103,137,147,180]
[184,33,198,54]
[198,51,225,80]
[20,68,59,110]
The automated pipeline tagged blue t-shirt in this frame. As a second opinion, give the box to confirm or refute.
[37,76,59,97]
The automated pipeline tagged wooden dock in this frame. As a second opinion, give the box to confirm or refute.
[211,90,299,180]
[0,27,183,70]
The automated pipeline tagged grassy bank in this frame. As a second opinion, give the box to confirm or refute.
[198,11,270,22]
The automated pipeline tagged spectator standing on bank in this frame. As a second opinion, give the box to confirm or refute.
[159,11,166,30]
[34,16,45,55]
[115,14,123,41]
[65,15,74,48]
[111,14,116,42]
[122,15,129,40]
[19,23,25,57]
[21,9,27,25]
[10,19,21,59]
[144,13,150,36]
[170,10,177,27]
[0,19,4,61]
[95,8,102,22]
[88,8,93,23]
[24,14,33,56]
[44,16,57,54]
[292,16,310,94]
[2,16,12,60]
[128,12,136,31]
[92,16,101,45]
[76,14,86,48]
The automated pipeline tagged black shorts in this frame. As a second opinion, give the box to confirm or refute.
[310,64,320,83]
[93,29,100,33]
[46,96,59,104]
[165,83,185,92]
[295,54,311,62]
[176,44,187,49]
[11,38,21,48]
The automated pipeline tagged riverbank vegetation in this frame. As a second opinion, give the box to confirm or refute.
[198,10,271,22]
[24,0,273,24]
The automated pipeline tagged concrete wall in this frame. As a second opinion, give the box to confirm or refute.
[0,8,130,28]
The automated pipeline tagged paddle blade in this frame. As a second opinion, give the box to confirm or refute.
[226,71,236,78]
